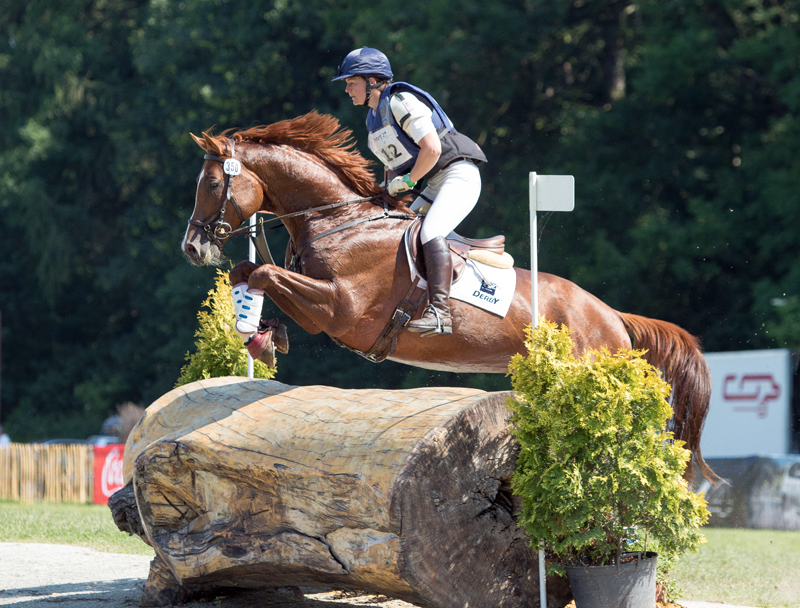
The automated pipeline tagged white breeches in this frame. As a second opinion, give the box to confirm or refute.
[410,160,481,244]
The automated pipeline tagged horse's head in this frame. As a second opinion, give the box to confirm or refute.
[182,133,266,266]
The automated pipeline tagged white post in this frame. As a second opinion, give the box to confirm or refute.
[530,172,546,608]
[247,215,256,379]
[529,173,576,327]
[529,172,575,608]
[529,173,540,326]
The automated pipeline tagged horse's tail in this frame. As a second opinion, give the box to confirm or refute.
[618,312,720,484]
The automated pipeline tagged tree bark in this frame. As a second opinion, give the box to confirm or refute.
[116,377,571,608]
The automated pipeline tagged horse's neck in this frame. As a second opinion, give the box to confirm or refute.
[252,147,369,242]
[253,145,345,201]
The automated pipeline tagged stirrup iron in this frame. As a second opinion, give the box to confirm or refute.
[418,305,452,337]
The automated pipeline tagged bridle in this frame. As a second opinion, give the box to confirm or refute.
[188,138,248,248]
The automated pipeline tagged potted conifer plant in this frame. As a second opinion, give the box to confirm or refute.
[507,320,709,608]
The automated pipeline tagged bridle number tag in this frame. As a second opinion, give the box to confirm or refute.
[223,159,241,176]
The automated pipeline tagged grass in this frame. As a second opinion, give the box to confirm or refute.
[0,500,154,556]
[1,503,799,607]
[673,528,800,608]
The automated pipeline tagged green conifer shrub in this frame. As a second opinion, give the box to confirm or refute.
[507,319,709,577]
[176,270,277,386]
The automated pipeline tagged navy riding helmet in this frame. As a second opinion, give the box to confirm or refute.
[332,47,393,82]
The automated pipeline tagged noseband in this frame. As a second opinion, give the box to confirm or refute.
[188,138,247,247]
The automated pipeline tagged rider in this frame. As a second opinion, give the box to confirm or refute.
[332,47,487,336]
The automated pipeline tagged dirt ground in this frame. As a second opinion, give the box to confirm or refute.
[0,542,417,608]
[0,542,756,608]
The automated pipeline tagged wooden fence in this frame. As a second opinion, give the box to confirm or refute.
[0,443,93,503]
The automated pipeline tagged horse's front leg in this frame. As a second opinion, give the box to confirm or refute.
[230,261,358,337]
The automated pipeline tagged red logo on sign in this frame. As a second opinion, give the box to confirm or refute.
[93,444,125,504]
[722,374,781,418]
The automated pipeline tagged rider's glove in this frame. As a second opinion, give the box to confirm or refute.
[387,174,417,197]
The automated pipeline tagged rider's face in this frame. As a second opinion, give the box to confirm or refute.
[345,76,368,105]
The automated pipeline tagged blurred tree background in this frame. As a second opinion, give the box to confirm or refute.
[1,0,798,440]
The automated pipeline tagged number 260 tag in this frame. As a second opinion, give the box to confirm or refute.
[223,159,241,176]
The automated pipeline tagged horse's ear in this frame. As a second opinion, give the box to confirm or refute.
[190,132,207,152]
[202,132,224,157]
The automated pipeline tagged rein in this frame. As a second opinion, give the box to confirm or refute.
[289,202,416,272]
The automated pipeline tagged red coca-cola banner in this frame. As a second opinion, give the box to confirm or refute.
[93,444,125,504]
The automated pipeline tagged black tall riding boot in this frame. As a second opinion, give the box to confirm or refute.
[408,236,453,336]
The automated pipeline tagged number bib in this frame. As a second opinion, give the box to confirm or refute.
[368,125,414,170]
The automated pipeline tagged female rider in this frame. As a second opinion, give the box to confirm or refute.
[332,47,487,336]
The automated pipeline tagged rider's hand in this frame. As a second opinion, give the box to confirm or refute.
[387,174,417,197]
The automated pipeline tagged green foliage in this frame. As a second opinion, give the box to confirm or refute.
[176,270,275,386]
[766,295,800,349]
[507,319,709,575]
[547,0,800,350]
[2,0,800,438]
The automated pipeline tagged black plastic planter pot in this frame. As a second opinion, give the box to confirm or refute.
[566,551,658,608]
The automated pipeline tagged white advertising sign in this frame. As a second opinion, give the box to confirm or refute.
[701,349,792,458]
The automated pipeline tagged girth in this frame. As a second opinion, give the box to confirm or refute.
[331,277,427,363]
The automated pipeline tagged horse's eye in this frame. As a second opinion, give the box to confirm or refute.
[208,181,222,190]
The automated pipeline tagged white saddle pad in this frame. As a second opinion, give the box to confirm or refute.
[404,231,517,318]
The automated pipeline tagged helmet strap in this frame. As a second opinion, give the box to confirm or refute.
[363,77,374,106]
[363,77,387,106]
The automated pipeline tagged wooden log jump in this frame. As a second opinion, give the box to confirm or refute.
[116,377,571,607]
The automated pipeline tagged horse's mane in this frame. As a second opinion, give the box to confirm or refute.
[200,112,385,199]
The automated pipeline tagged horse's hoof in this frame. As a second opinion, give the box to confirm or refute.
[273,322,290,354]
[256,342,276,367]
[245,330,276,367]
[254,318,289,355]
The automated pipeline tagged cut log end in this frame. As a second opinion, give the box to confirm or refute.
[393,393,571,608]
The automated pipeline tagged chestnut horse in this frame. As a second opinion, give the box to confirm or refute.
[181,111,714,481]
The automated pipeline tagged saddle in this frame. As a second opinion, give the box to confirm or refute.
[405,220,510,283]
